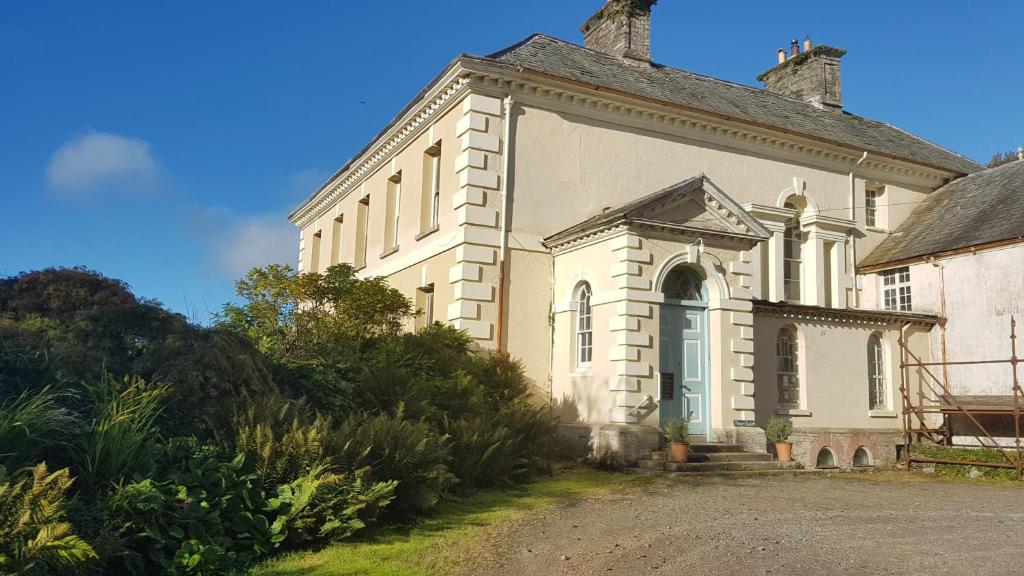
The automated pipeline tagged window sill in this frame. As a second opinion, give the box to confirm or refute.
[353,264,367,273]
[570,367,593,377]
[415,225,439,241]
[379,246,400,259]
[869,409,898,418]
[775,407,812,417]
[865,226,890,234]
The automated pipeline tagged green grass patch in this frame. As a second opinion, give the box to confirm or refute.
[912,445,1022,481]
[250,465,638,576]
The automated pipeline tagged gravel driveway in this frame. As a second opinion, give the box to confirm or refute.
[467,472,1024,576]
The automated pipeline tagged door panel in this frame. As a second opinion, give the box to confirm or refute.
[660,303,708,435]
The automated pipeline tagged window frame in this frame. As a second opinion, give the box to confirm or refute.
[575,283,593,368]
[782,203,802,302]
[430,148,441,229]
[868,334,887,410]
[776,327,800,406]
[881,267,912,311]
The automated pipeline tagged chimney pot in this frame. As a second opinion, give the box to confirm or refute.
[777,48,786,64]
[758,41,847,112]
[1018,146,1024,161]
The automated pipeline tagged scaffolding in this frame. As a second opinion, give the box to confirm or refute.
[899,317,1023,479]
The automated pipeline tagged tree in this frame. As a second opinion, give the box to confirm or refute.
[218,264,415,361]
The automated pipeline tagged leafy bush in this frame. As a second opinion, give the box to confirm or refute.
[331,409,454,516]
[0,464,96,575]
[662,419,690,443]
[763,417,793,443]
[0,387,77,472]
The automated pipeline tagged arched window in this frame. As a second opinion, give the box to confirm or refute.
[868,334,886,410]
[662,266,704,301]
[575,283,593,367]
[776,327,799,406]
[783,202,802,302]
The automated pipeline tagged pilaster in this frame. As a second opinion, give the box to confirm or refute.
[447,94,504,342]
[607,233,654,423]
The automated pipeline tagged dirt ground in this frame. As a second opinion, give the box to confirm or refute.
[466,472,1024,576]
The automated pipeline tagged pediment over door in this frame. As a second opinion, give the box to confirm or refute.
[544,175,771,249]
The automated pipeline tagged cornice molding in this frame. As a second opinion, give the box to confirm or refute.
[290,69,473,228]
[292,56,960,229]
[459,60,959,189]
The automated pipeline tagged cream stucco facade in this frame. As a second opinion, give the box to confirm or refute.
[287,3,997,468]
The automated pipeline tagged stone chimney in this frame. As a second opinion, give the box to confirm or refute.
[580,0,656,66]
[757,37,847,111]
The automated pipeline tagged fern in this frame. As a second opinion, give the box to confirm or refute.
[0,464,96,576]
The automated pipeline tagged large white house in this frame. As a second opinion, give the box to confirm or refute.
[289,0,1020,468]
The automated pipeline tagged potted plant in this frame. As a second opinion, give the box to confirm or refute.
[662,419,690,463]
[764,417,794,462]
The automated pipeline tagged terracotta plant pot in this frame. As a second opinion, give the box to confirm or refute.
[669,441,689,463]
[775,441,793,462]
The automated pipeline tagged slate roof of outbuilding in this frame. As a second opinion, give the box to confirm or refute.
[860,160,1024,268]
[481,34,982,175]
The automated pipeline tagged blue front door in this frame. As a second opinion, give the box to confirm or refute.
[659,303,708,436]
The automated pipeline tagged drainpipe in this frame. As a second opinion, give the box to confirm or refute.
[927,256,950,384]
[849,152,868,307]
[496,95,514,352]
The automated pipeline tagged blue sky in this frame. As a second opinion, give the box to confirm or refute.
[3,1,1022,322]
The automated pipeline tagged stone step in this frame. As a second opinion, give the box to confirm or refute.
[648,451,667,461]
[688,443,747,454]
[636,459,667,471]
[687,451,771,463]
[663,460,802,473]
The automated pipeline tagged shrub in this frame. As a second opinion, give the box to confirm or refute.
[0,464,96,576]
[0,387,77,472]
[763,417,793,443]
[331,408,454,516]
[71,374,166,500]
[662,419,690,443]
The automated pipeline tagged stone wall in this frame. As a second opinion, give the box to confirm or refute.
[789,428,903,469]
[558,423,661,465]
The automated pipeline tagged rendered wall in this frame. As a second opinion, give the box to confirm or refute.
[752,318,932,429]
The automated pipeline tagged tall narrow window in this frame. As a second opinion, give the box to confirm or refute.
[776,327,799,406]
[416,284,435,331]
[783,202,802,302]
[868,334,886,410]
[865,187,879,228]
[575,283,593,367]
[881,267,911,311]
[385,173,402,252]
[329,215,343,266]
[865,183,886,229]
[309,230,322,273]
[422,142,442,233]
[355,196,370,269]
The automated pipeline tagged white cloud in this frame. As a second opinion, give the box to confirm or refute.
[210,212,297,278]
[47,131,159,194]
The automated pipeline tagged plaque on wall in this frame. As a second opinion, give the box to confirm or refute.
[733,420,756,428]
[660,373,674,400]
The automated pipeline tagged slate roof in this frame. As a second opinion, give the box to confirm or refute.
[544,174,771,246]
[860,160,1024,268]
[482,34,981,175]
